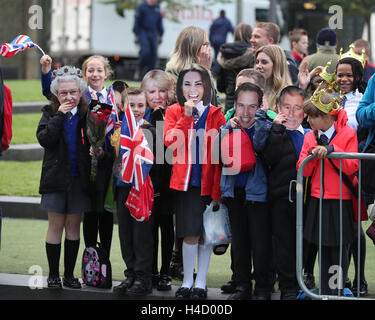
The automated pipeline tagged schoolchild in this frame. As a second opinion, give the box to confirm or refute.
[141,70,176,291]
[37,66,90,289]
[113,87,157,296]
[40,55,116,257]
[220,83,272,300]
[297,89,357,295]
[260,86,310,299]
[164,64,226,299]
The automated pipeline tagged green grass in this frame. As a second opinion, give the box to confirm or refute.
[0,218,232,288]
[0,161,41,197]
[11,113,40,145]
[1,217,375,295]
[5,79,140,102]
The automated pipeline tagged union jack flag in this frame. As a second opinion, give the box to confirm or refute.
[105,85,118,135]
[0,35,36,58]
[120,106,154,191]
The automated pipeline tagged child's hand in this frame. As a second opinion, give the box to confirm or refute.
[58,101,75,114]
[184,99,195,117]
[115,120,122,129]
[90,90,98,101]
[229,116,240,128]
[273,113,287,125]
[311,145,328,159]
[40,55,52,74]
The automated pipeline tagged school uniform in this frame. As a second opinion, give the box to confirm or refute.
[261,113,310,298]
[115,120,158,293]
[220,117,272,299]
[297,109,357,294]
[164,102,225,296]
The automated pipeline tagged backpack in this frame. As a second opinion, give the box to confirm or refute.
[1,84,13,154]
[81,243,112,288]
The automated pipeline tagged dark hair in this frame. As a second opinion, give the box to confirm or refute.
[176,64,212,106]
[112,80,128,93]
[336,57,366,94]
[234,82,263,107]
[277,85,306,106]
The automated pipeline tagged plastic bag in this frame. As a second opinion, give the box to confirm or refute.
[203,202,232,246]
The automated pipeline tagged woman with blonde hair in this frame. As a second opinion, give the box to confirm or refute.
[255,44,292,110]
[165,26,212,78]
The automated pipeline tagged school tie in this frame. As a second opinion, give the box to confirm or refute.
[319,134,329,145]
[96,92,102,103]
[192,108,199,125]
[339,95,347,108]
[66,111,73,120]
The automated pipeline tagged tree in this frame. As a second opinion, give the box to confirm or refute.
[310,0,375,43]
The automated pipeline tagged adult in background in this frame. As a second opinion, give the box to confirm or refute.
[353,39,375,83]
[133,0,164,80]
[37,66,91,289]
[216,23,253,112]
[289,28,309,67]
[302,27,338,73]
[250,22,298,84]
[209,9,234,75]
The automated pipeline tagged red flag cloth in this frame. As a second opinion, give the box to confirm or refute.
[125,175,154,222]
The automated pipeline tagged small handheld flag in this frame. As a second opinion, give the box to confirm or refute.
[0,35,45,58]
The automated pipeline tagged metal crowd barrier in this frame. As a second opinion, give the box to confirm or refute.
[296,152,375,300]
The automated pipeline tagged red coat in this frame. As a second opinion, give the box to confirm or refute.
[297,109,358,200]
[164,103,226,201]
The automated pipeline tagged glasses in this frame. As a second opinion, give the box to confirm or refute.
[58,90,80,97]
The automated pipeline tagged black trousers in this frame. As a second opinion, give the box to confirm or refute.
[152,195,174,276]
[116,187,154,281]
[270,198,298,292]
[225,188,272,294]
[83,190,114,256]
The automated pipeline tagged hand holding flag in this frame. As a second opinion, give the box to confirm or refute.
[120,106,154,221]
[0,35,45,58]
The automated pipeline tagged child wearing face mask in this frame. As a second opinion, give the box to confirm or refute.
[40,55,117,264]
[219,83,273,300]
[164,64,226,299]
[259,86,310,299]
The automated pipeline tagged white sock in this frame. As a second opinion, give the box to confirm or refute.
[181,241,198,288]
[194,244,212,289]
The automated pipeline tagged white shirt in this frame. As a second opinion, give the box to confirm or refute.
[343,90,362,132]
[70,107,78,116]
[194,101,208,117]
[88,86,108,103]
[319,123,335,141]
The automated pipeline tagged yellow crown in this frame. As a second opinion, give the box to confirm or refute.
[310,83,345,115]
[338,44,366,67]
[319,60,336,84]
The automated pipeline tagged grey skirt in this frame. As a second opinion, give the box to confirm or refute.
[40,176,91,214]
[175,187,211,238]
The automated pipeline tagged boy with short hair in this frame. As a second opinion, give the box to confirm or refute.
[289,28,309,67]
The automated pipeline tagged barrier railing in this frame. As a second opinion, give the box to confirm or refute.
[296,152,375,300]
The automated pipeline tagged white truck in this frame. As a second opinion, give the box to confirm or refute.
[50,0,287,71]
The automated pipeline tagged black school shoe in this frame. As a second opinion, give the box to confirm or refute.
[157,274,172,291]
[47,276,62,289]
[175,286,192,299]
[113,277,135,293]
[190,287,208,300]
[126,279,152,296]
[63,277,82,289]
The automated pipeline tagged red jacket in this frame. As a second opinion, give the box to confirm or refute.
[297,109,358,200]
[164,103,226,200]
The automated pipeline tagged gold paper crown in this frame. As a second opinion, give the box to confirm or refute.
[310,83,345,115]
[319,61,336,84]
[339,44,366,67]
